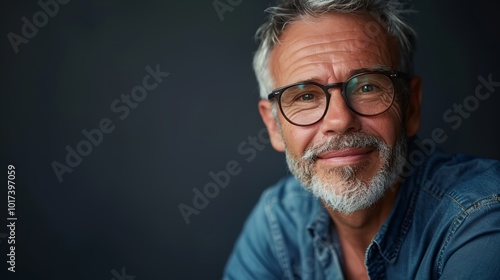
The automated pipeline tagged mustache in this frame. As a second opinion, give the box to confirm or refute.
[302,132,387,161]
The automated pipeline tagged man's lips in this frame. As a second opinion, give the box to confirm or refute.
[316,147,375,165]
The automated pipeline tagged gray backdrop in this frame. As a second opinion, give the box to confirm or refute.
[1,0,499,279]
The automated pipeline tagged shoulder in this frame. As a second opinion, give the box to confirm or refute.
[260,175,320,215]
[416,148,500,206]
[248,175,322,236]
[223,176,320,279]
[402,149,500,278]
[237,175,321,241]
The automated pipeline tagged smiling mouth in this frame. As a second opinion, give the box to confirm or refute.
[316,147,375,166]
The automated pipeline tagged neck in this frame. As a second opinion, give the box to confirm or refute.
[323,182,400,279]
[325,182,400,248]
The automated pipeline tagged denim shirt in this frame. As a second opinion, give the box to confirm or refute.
[223,146,500,279]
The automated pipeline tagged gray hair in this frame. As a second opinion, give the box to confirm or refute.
[253,0,417,99]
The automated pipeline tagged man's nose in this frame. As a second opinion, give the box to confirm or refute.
[319,89,361,135]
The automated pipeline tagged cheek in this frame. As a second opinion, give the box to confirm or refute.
[281,123,317,156]
[280,106,405,155]
[387,103,405,134]
[362,107,404,146]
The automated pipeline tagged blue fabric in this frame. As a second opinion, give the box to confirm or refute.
[223,144,500,279]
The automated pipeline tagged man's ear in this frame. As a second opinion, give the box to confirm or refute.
[405,76,422,137]
[258,100,286,152]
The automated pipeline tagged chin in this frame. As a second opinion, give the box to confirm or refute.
[307,166,391,213]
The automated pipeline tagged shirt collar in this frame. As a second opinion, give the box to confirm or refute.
[306,200,331,241]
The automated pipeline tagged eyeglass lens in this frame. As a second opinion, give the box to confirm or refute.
[279,73,395,125]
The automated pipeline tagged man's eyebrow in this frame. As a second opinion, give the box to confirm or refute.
[293,66,394,85]
[294,78,323,84]
[347,65,392,77]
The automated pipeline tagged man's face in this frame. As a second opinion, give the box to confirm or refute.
[259,13,421,213]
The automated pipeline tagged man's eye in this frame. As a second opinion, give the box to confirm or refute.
[360,84,375,92]
[299,93,315,101]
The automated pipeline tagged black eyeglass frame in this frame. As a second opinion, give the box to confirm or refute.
[267,70,411,126]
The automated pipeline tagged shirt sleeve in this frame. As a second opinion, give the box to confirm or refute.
[438,197,500,279]
[222,189,284,280]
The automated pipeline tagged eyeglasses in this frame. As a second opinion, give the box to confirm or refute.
[268,70,410,126]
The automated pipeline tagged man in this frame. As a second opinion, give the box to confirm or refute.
[223,0,500,279]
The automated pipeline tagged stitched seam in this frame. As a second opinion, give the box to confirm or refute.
[265,196,293,279]
[422,187,443,201]
[435,194,500,277]
[444,194,467,211]
[464,195,500,214]
[435,208,468,278]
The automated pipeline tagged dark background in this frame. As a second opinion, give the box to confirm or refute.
[1,0,499,279]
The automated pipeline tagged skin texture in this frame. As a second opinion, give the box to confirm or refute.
[258,13,422,280]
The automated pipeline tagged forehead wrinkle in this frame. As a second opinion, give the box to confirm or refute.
[279,33,387,60]
[276,46,391,86]
[270,14,398,88]
[282,58,376,85]
[284,47,389,69]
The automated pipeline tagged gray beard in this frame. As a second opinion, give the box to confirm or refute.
[285,132,407,214]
